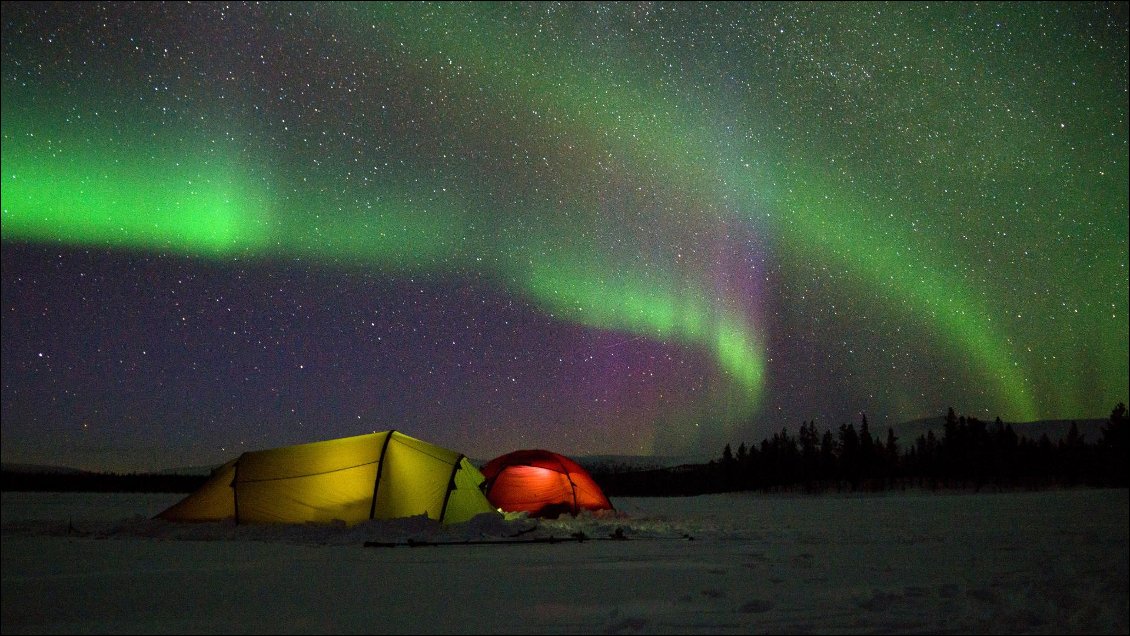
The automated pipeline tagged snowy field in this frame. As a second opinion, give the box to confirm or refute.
[2,488,1127,634]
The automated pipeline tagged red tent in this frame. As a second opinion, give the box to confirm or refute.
[480,449,614,518]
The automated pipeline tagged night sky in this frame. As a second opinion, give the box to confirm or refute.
[2,2,1127,473]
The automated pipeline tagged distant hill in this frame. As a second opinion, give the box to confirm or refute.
[0,463,89,475]
[1,462,220,477]
[889,416,1108,446]
[574,454,715,474]
[469,453,711,473]
[152,465,222,476]
[1,466,206,493]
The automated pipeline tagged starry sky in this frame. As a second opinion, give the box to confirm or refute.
[2,2,1127,473]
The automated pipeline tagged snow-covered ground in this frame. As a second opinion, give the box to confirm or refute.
[2,488,1126,634]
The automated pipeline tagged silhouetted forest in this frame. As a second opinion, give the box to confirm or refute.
[4,404,1127,497]
[592,403,1130,496]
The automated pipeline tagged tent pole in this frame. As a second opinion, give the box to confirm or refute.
[231,458,241,525]
[555,454,580,514]
[438,454,464,523]
[369,430,397,520]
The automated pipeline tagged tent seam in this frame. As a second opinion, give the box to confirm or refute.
[235,459,381,483]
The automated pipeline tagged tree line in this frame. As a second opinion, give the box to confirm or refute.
[593,403,1129,496]
[4,403,1127,496]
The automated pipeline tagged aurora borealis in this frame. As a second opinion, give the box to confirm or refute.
[2,2,1127,472]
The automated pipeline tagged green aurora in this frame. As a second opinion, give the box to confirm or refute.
[2,2,1126,455]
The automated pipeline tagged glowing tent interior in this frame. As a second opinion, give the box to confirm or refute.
[157,431,496,525]
[480,449,614,518]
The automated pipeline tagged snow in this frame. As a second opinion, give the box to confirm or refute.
[3,489,1127,634]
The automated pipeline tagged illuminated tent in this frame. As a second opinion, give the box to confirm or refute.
[480,449,614,518]
[157,431,496,525]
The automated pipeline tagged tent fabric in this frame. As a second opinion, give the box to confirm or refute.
[157,431,496,525]
[480,449,614,518]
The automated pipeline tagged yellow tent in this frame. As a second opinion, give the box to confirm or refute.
[157,431,496,525]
